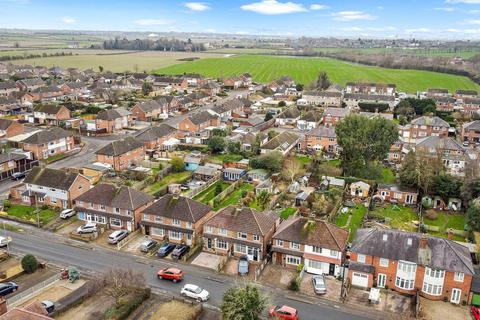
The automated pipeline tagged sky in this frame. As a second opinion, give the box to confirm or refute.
[3,0,480,39]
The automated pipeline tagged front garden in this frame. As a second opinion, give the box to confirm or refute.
[1,204,57,226]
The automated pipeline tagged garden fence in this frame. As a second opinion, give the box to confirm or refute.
[7,273,59,308]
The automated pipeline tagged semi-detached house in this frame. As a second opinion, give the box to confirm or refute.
[21,127,75,161]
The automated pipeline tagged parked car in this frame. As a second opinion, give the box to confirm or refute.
[463,141,470,147]
[76,222,97,234]
[139,239,158,253]
[108,230,128,244]
[157,242,176,257]
[269,305,299,320]
[41,300,55,314]
[0,236,9,248]
[157,267,183,283]
[59,209,76,219]
[171,245,189,259]
[0,282,18,296]
[472,306,480,320]
[10,172,25,180]
[180,284,209,302]
[238,255,249,276]
[312,275,327,295]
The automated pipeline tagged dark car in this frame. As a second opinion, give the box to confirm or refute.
[171,245,190,259]
[0,282,18,296]
[157,243,176,257]
[10,172,25,181]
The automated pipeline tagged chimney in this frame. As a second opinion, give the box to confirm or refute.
[447,228,454,241]
[234,206,242,216]
[0,297,7,315]
[419,234,428,249]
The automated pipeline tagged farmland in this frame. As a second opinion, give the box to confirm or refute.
[7,50,225,73]
[156,54,480,93]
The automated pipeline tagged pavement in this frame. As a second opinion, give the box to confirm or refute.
[2,219,384,320]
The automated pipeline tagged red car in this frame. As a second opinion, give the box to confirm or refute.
[472,306,480,320]
[269,305,299,320]
[157,267,183,283]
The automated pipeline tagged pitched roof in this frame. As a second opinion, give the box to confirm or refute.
[205,206,278,236]
[142,194,212,222]
[33,104,65,115]
[188,110,217,125]
[463,120,480,131]
[278,108,301,119]
[351,228,474,275]
[411,116,450,128]
[456,89,477,96]
[134,100,163,113]
[324,107,350,118]
[416,136,464,152]
[96,107,131,120]
[95,137,144,156]
[75,183,153,210]
[0,118,16,130]
[306,125,336,138]
[24,167,80,190]
[343,93,395,101]
[22,127,71,144]
[135,124,177,142]
[377,183,418,194]
[273,217,348,252]
[0,81,17,90]
[261,131,299,151]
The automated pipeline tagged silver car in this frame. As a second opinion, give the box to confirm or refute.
[312,275,327,295]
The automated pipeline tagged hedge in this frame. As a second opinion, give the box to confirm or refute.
[358,102,390,113]
[103,288,151,320]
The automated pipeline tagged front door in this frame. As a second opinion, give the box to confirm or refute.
[126,221,132,232]
[451,289,461,304]
[186,234,192,246]
[377,273,386,288]
[406,194,412,204]
[207,238,212,249]
[329,263,335,276]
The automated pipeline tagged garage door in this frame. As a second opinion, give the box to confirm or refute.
[352,272,369,288]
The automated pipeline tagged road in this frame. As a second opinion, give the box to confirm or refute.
[4,226,381,320]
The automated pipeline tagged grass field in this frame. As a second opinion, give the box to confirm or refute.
[4,204,57,226]
[156,54,480,93]
[9,50,225,73]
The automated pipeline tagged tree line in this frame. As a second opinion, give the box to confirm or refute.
[102,37,205,52]
[0,51,74,62]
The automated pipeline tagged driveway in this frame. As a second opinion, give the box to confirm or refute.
[48,136,111,169]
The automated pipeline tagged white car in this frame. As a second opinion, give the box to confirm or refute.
[107,230,128,244]
[0,236,9,247]
[59,209,76,219]
[180,284,209,302]
[76,222,98,234]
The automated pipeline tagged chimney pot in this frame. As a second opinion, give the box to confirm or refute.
[419,234,428,249]
[447,228,454,241]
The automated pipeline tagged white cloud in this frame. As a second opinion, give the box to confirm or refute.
[464,28,480,33]
[331,11,377,21]
[446,0,480,3]
[340,26,396,32]
[184,2,210,12]
[468,9,480,13]
[204,28,216,33]
[434,7,456,12]
[241,0,307,15]
[464,19,480,24]
[310,4,328,10]
[133,19,170,26]
[405,28,431,33]
[341,27,363,31]
[61,16,76,24]
[445,28,461,32]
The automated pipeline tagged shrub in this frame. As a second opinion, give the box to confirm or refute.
[41,204,49,210]
[105,288,151,320]
[2,200,10,210]
[425,210,438,220]
[296,263,304,273]
[288,276,301,292]
[21,254,38,274]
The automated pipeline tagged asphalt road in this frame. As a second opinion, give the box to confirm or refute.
[4,226,380,320]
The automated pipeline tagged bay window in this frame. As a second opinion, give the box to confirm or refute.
[286,255,301,266]
[395,261,417,290]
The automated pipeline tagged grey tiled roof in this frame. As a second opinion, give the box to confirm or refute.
[24,167,79,190]
[75,183,153,210]
[95,137,144,156]
[142,194,212,223]
[411,116,450,128]
[22,127,71,144]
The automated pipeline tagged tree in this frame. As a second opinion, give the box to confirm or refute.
[264,112,273,121]
[336,115,398,177]
[96,268,145,307]
[295,83,304,91]
[21,254,38,274]
[282,156,303,183]
[311,71,331,90]
[221,284,267,320]
[215,183,223,196]
[211,128,227,137]
[170,156,184,172]
[395,100,414,120]
[250,151,283,173]
[467,203,480,232]
[142,81,153,96]
[208,136,225,154]
[227,141,241,154]
[98,65,104,73]
[399,151,420,189]
[278,101,286,107]
[430,174,462,202]
[256,191,271,210]
[267,130,278,140]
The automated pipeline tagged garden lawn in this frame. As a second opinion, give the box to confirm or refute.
[279,208,297,219]
[6,204,57,225]
[423,212,466,241]
[208,153,243,164]
[144,171,192,195]
[46,153,67,164]
[369,205,418,232]
[214,183,253,210]
[193,181,229,204]
[379,167,396,184]
[296,155,312,168]
[335,205,367,242]
[156,55,480,93]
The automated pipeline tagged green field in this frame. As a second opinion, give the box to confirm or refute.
[156,54,480,93]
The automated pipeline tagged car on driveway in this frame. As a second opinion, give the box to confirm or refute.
[108,230,128,244]
[269,305,299,320]
[312,275,327,295]
[10,172,25,180]
[157,267,183,283]
[0,282,18,296]
[59,209,76,219]
[41,300,55,314]
[139,239,158,253]
[171,245,189,259]
[157,242,176,257]
[0,236,9,248]
[180,284,209,302]
[76,222,97,234]
[238,255,249,275]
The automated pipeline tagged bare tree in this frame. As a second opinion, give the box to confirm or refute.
[94,268,146,307]
[282,156,303,183]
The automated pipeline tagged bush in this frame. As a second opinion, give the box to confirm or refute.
[41,204,49,210]
[21,254,38,274]
[296,263,304,273]
[104,288,150,320]
[425,210,438,220]
[288,276,301,291]
[2,200,10,210]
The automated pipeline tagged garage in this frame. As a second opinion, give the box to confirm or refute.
[351,272,369,288]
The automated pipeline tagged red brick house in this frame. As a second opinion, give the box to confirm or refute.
[462,98,480,115]
[0,119,24,139]
[301,125,337,154]
[32,104,72,125]
[95,108,133,134]
[131,100,167,122]
[135,123,178,151]
[177,111,220,133]
[21,127,75,161]
[271,217,348,277]
[435,97,456,112]
[349,229,474,304]
[462,120,480,144]
[202,206,279,263]
[399,116,450,143]
[455,89,477,99]
[95,137,145,171]
[375,184,418,205]
[322,107,350,127]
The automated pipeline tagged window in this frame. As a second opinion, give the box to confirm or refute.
[89,202,94,208]
[454,272,464,282]
[114,208,120,213]
[186,222,192,229]
[422,282,443,296]
[169,230,182,240]
[216,239,228,250]
[396,277,415,290]
[172,219,180,226]
[357,254,366,263]
[143,214,150,220]
[100,205,106,211]
[51,197,57,204]
[276,239,284,247]
[312,246,322,254]
[330,250,338,258]
[234,243,247,254]
[290,242,300,250]
[286,255,301,266]
[237,232,247,239]
[126,210,132,216]
[379,258,389,267]
[155,216,163,223]
[151,227,164,236]
[253,234,260,241]
[110,218,122,227]
[395,261,417,290]
[205,226,213,233]
[218,228,227,236]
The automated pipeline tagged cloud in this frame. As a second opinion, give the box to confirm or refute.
[241,0,307,15]
[331,11,377,21]
[445,28,461,32]
[464,19,480,24]
[446,0,480,3]
[204,28,216,33]
[61,16,76,24]
[235,30,249,35]
[310,4,328,10]
[340,26,396,32]
[405,28,431,33]
[434,7,456,11]
[341,27,363,31]
[133,19,170,26]
[184,2,210,12]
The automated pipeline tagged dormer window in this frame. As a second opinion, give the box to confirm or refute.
[407,238,412,246]
[382,234,388,241]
